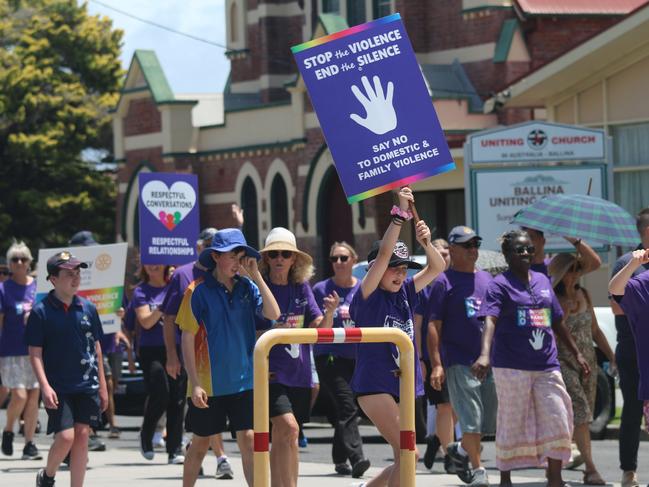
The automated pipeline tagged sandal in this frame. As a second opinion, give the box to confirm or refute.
[583,471,606,486]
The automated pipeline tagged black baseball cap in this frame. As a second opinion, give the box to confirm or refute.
[366,240,422,269]
[46,251,88,279]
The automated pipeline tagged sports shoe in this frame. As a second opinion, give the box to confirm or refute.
[168,452,185,464]
[139,432,154,461]
[443,453,457,474]
[88,434,106,452]
[351,458,371,478]
[447,441,472,483]
[152,431,166,449]
[335,462,352,475]
[22,441,42,460]
[423,435,440,470]
[298,430,308,448]
[216,456,234,479]
[108,427,121,439]
[621,471,639,487]
[468,467,489,487]
[2,430,14,456]
[36,468,55,486]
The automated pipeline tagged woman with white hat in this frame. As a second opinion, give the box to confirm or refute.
[258,227,327,487]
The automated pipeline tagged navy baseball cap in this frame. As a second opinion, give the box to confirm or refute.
[46,251,88,278]
[69,230,98,246]
[448,226,481,244]
[198,228,261,269]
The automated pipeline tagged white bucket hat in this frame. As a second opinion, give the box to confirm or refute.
[260,227,313,267]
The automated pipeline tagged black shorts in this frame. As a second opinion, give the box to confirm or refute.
[185,390,253,437]
[46,392,100,434]
[423,360,450,405]
[268,383,311,424]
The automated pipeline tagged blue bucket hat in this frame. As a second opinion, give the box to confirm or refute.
[198,228,261,269]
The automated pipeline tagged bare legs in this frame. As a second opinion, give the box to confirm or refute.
[270,413,299,487]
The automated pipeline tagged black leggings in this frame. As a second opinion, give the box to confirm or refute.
[138,346,187,455]
[315,355,365,465]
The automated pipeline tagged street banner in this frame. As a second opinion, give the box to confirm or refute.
[138,172,199,265]
[292,13,455,203]
[36,243,128,334]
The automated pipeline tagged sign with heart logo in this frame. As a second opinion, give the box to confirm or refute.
[141,180,197,231]
[138,173,199,265]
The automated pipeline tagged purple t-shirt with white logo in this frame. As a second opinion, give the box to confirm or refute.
[312,278,360,360]
[257,281,322,388]
[0,279,37,357]
[478,270,563,372]
[161,261,206,316]
[615,271,649,400]
[424,269,492,368]
[132,282,169,348]
[350,277,424,398]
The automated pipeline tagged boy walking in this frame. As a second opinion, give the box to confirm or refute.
[177,229,280,487]
[25,251,108,486]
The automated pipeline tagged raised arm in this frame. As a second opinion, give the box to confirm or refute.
[413,222,445,293]
[565,237,601,274]
[609,249,649,296]
[242,257,281,321]
[361,187,413,299]
[135,304,164,330]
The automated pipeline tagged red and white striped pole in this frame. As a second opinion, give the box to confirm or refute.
[253,327,416,486]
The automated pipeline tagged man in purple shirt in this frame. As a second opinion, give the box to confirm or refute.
[426,226,495,487]
[609,247,649,485]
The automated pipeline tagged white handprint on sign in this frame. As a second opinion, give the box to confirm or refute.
[529,329,545,351]
[350,75,397,135]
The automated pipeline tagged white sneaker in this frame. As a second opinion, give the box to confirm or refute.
[152,431,166,449]
[216,457,234,479]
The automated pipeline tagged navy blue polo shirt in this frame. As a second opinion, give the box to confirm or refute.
[25,291,104,394]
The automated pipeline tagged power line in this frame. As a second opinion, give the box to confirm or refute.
[89,0,228,50]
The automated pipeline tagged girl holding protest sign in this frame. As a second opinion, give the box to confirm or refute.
[349,187,445,486]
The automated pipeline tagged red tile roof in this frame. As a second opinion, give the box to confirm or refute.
[515,0,648,15]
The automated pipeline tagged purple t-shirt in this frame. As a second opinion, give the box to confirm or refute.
[350,277,424,398]
[132,282,169,348]
[424,269,492,368]
[312,278,360,360]
[161,261,206,316]
[414,284,434,361]
[478,270,563,372]
[530,257,551,276]
[615,271,649,400]
[100,294,129,355]
[0,279,37,357]
[258,281,322,388]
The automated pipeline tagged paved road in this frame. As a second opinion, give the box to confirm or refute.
[1,410,648,486]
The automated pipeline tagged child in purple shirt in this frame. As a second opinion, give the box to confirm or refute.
[349,187,446,486]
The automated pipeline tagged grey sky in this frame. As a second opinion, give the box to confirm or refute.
[84,0,231,94]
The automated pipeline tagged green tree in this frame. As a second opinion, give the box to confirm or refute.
[0,0,123,254]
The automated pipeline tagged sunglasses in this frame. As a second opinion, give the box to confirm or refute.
[329,255,350,263]
[267,250,293,259]
[457,240,481,249]
[513,245,535,255]
[11,257,29,263]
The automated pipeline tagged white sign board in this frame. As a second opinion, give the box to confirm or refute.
[471,166,606,251]
[36,243,128,334]
[469,121,606,164]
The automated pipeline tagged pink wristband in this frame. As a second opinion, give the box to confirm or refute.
[391,205,413,221]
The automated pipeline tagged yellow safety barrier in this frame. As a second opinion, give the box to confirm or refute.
[253,327,416,486]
